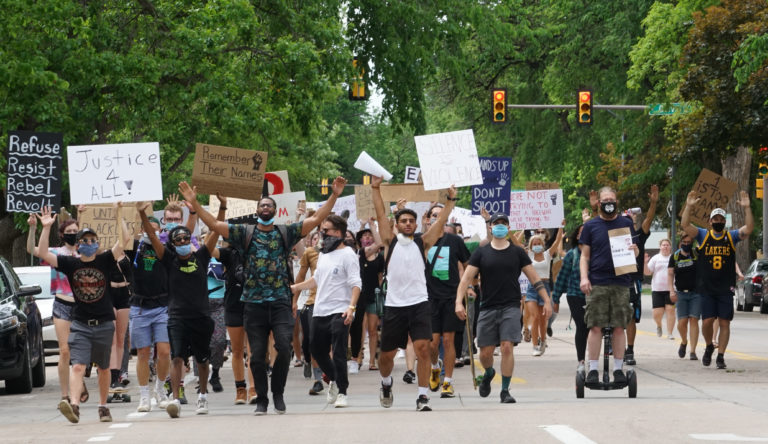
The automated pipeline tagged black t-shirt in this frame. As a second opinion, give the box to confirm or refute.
[426,233,471,300]
[161,246,212,319]
[630,223,650,281]
[359,251,384,305]
[108,256,133,307]
[218,247,245,312]
[468,243,532,310]
[668,249,697,292]
[56,251,117,322]
[126,239,169,308]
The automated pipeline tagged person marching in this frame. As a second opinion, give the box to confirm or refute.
[667,232,701,360]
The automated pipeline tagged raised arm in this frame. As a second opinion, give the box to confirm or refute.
[547,220,565,257]
[137,201,166,260]
[182,199,199,232]
[422,185,457,249]
[641,184,659,234]
[302,176,347,237]
[737,190,754,238]
[26,214,39,256]
[178,181,229,238]
[680,190,701,239]
[204,226,220,255]
[363,218,384,256]
[34,207,58,267]
[371,175,392,244]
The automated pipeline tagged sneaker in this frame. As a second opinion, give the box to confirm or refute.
[667,334,674,340]
[137,396,151,412]
[716,356,727,369]
[178,386,188,404]
[656,326,662,337]
[523,327,532,342]
[273,394,286,414]
[539,340,547,356]
[532,346,542,357]
[402,370,415,384]
[462,356,471,366]
[454,359,464,368]
[586,370,599,384]
[624,351,636,366]
[327,381,339,404]
[235,387,248,405]
[576,361,585,375]
[309,380,324,395]
[253,398,268,416]
[678,343,687,358]
[248,387,258,404]
[429,368,441,391]
[500,390,516,404]
[690,352,698,361]
[440,381,455,398]
[154,386,170,409]
[334,393,348,408]
[702,344,715,367]
[98,406,112,422]
[303,361,312,379]
[613,370,627,384]
[379,382,393,408]
[58,399,80,424]
[416,395,431,411]
[479,367,495,398]
[166,399,181,418]
[348,361,360,375]
[210,376,223,393]
[196,397,209,415]
[119,372,130,386]
[546,326,553,337]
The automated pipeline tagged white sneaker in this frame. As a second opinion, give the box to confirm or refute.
[395,349,406,359]
[166,399,181,418]
[154,389,170,409]
[334,393,348,408]
[137,396,151,412]
[196,397,209,415]
[539,340,547,356]
[667,334,674,340]
[348,361,359,375]
[532,346,542,357]
[327,381,339,404]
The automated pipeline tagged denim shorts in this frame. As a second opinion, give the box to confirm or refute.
[129,305,169,349]
[675,291,701,320]
[525,280,552,306]
[52,298,74,321]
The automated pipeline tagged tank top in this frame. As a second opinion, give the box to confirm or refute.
[696,230,736,294]
[528,250,551,281]
[386,240,428,307]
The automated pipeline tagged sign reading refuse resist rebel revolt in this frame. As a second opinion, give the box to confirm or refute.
[192,143,267,201]
[6,131,63,213]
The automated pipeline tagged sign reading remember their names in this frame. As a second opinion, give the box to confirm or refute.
[414,129,483,191]
[78,205,152,249]
[209,191,306,225]
[472,157,512,215]
[508,189,564,230]
[684,168,739,228]
[6,131,63,213]
[68,142,162,204]
[192,143,267,201]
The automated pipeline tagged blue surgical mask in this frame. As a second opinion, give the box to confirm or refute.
[258,217,275,226]
[165,222,179,232]
[78,243,100,256]
[491,224,509,239]
[175,244,192,256]
[532,245,544,254]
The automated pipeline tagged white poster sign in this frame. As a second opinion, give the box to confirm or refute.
[264,170,291,195]
[508,189,564,230]
[404,166,421,184]
[414,129,483,191]
[209,191,306,225]
[609,227,637,275]
[68,142,162,204]
[308,195,361,232]
[449,206,488,240]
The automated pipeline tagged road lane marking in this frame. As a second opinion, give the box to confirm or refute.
[690,433,768,441]
[109,423,132,429]
[540,425,597,444]
[638,330,768,361]
[87,433,114,442]
[126,412,148,419]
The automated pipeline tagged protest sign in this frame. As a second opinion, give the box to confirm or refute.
[355,185,376,221]
[508,189,564,230]
[472,157,512,215]
[608,227,637,275]
[404,166,421,184]
[379,184,447,204]
[414,129,483,191]
[683,169,738,227]
[526,181,559,191]
[67,142,162,204]
[6,131,63,213]
[209,191,306,225]
[449,206,488,240]
[264,170,291,195]
[354,151,392,180]
[78,205,152,249]
[191,143,267,200]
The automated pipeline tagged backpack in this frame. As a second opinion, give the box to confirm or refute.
[243,224,295,285]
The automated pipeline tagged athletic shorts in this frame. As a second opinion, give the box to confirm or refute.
[129,305,169,349]
[700,292,734,321]
[224,309,245,327]
[68,320,115,369]
[430,298,463,334]
[675,291,701,320]
[476,305,522,347]
[652,291,673,308]
[167,316,214,362]
[52,298,74,322]
[584,285,631,329]
[380,301,431,352]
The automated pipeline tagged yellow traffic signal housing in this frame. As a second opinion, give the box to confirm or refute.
[491,89,507,123]
[577,90,592,125]
[362,175,371,185]
[349,58,368,101]
[321,178,329,195]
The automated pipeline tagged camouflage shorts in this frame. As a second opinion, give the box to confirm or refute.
[584,285,631,329]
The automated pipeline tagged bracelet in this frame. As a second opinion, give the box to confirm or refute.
[371,186,380,189]
[447,197,459,201]
[348,305,357,310]
[190,211,197,215]
[219,207,227,211]
[468,285,474,290]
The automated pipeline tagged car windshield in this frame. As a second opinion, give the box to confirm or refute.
[759,263,768,272]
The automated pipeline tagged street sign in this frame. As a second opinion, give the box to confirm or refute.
[648,102,693,116]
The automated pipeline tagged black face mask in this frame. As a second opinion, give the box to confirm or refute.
[712,222,725,232]
[600,201,617,216]
[681,244,692,254]
[62,233,77,246]
[321,235,344,254]
[343,238,356,248]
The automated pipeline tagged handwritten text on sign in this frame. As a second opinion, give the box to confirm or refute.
[472,157,512,215]
[192,143,267,200]
[508,189,564,230]
[414,129,483,191]
[6,131,63,213]
[684,168,738,228]
[67,143,162,204]
[79,205,152,250]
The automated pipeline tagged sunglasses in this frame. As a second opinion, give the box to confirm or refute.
[173,235,191,244]
[79,238,99,244]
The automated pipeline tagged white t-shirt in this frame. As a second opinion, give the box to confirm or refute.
[386,240,428,307]
[313,247,362,317]
[647,253,671,292]
[528,250,552,280]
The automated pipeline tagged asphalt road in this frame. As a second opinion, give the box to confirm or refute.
[2,293,766,444]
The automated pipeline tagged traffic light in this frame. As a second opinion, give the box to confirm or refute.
[577,90,592,125]
[362,175,371,185]
[349,58,368,101]
[491,89,506,123]
[321,178,329,195]
[758,159,768,200]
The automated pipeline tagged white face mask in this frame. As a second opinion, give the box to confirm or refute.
[397,233,413,246]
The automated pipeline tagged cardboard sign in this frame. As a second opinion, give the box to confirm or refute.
[472,157,512,215]
[191,143,267,200]
[67,142,162,204]
[508,189,564,230]
[526,181,559,190]
[78,205,152,249]
[404,166,421,184]
[264,170,291,195]
[608,227,637,275]
[379,184,448,204]
[355,185,376,221]
[209,191,306,225]
[6,131,63,213]
[414,129,483,191]
[685,169,739,227]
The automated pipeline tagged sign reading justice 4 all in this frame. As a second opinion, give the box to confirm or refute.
[6,131,63,213]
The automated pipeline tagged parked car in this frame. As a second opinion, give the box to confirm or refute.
[735,259,768,312]
[0,257,45,394]
[14,266,57,355]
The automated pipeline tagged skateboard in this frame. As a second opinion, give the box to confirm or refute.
[107,387,131,403]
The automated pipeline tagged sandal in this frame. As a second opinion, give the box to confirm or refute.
[369,364,378,371]
[80,383,89,404]
[523,327,532,343]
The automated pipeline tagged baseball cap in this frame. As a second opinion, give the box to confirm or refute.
[710,208,726,219]
[489,213,510,224]
[76,228,98,241]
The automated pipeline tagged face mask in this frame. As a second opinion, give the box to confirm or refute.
[165,222,178,232]
[258,217,275,226]
[712,222,725,232]
[361,238,374,247]
[62,233,77,246]
[491,224,509,239]
[321,235,344,253]
[532,245,544,254]
[78,242,99,256]
[396,232,414,246]
[175,244,192,256]
[600,201,617,216]
[681,244,692,253]
[343,238,356,248]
